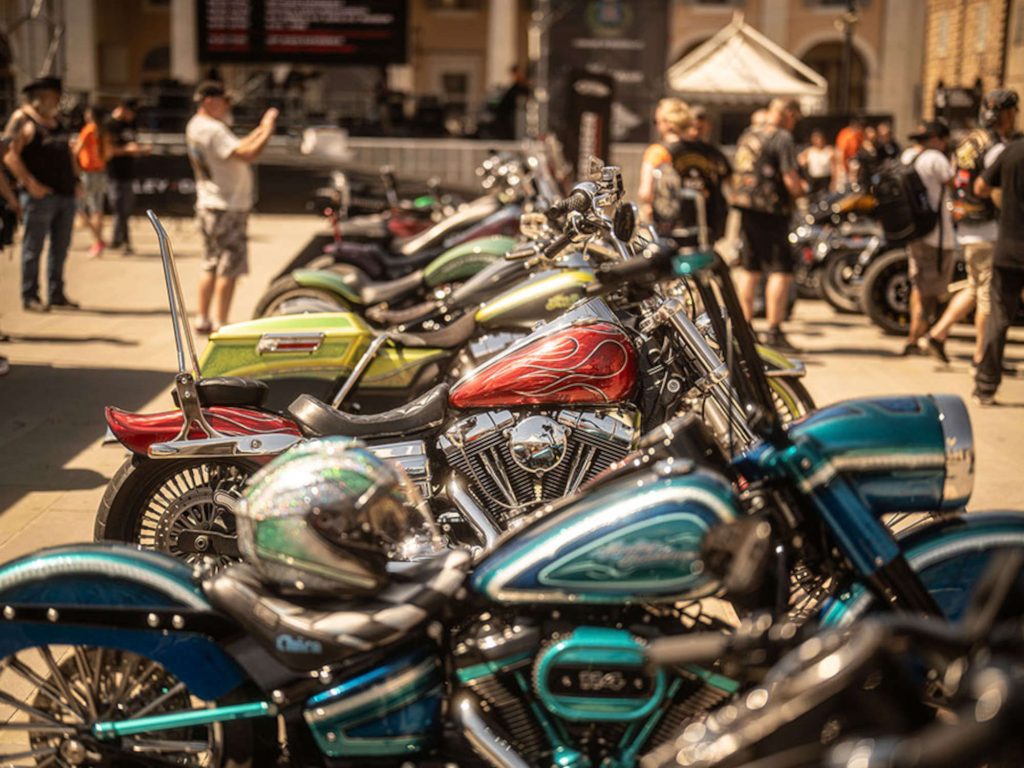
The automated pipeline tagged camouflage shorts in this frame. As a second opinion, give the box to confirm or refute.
[197,208,249,278]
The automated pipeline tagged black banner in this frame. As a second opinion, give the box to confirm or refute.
[548,0,668,149]
[564,71,614,180]
[197,0,408,64]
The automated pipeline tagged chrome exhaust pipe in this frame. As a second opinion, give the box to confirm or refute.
[452,692,529,768]
[447,474,501,549]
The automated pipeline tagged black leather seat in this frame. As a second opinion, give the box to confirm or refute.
[387,311,477,349]
[366,298,440,327]
[171,376,269,408]
[289,383,450,439]
[204,550,471,671]
[359,268,425,306]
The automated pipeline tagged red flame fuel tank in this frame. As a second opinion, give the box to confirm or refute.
[449,321,638,409]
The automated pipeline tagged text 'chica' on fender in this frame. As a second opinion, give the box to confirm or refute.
[449,321,638,408]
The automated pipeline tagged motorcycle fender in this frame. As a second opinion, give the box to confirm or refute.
[756,344,807,378]
[291,269,361,306]
[423,235,518,287]
[105,405,301,456]
[820,511,1024,627]
[0,544,247,701]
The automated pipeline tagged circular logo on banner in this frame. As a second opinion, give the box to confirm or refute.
[585,0,634,37]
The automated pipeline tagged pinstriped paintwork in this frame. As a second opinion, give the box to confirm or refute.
[473,468,740,604]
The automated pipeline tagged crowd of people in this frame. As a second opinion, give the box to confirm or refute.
[638,89,1024,407]
[0,76,278,376]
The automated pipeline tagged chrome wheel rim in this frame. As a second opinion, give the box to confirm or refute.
[137,463,249,569]
[0,646,223,767]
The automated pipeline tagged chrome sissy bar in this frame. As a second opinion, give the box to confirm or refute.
[148,209,225,445]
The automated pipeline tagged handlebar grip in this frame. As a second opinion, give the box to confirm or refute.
[547,189,592,220]
[506,243,540,261]
[593,244,675,287]
[647,633,732,667]
[542,232,574,259]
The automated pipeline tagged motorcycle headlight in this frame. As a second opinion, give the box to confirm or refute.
[934,394,974,509]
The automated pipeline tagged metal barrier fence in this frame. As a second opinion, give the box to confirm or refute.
[344,137,647,199]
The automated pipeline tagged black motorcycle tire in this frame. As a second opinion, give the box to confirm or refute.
[96,456,259,566]
[254,275,351,318]
[861,248,912,336]
[820,249,864,314]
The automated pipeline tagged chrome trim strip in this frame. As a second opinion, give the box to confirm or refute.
[256,331,326,356]
[304,658,436,724]
[148,432,302,458]
[933,394,975,507]
[452,693,530,768]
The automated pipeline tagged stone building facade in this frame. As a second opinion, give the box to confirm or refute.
[921,0,1009,122]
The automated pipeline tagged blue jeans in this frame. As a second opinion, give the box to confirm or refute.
[20,193,75,303]
[107,178,134,247]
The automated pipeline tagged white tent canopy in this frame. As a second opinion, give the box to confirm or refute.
[666,13,828,115]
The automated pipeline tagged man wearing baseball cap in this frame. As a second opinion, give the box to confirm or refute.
[898,119,955,357]
[4,76,78,311]
[185,80,278,332]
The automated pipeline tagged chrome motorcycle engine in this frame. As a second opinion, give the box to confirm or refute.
[438,407,638,529]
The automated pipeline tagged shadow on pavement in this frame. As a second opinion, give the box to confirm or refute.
[0,364,170,506]
[71,306,171,318]
[6,334,139,346]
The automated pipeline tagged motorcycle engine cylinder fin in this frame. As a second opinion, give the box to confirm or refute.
[543,408,638,499]
[366,439,432,499]
[439,407,639,527]
[453,615,546,759]
[646,667,737,751]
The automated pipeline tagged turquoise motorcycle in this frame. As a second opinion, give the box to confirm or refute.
[1,247,1022,767]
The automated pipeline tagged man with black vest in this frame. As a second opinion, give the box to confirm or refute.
[4,76,78,311]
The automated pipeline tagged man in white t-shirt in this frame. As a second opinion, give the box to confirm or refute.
[899,121,955,356]
[185,81,278,332]
[920,90,1019,367]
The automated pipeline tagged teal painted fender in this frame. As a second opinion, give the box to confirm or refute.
[292,269,361,306]
[0,544,247,700]
[820,512,1024,627]
[423,235,517,287]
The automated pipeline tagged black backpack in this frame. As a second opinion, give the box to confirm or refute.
[872,151,940,245]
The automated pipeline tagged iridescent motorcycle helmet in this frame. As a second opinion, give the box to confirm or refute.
[238,438,441,596]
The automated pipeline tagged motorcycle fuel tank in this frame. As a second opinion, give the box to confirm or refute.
[472,467,741,604]
[474,269,596,331]
[449,319,637,408]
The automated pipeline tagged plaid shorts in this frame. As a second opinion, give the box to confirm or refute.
[197,208,249,278]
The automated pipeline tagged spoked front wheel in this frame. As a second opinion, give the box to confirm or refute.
[0,645,258,767]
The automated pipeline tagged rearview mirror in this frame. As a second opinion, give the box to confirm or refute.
[612,203,637,242]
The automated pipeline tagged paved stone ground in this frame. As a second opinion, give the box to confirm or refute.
[0,216,1022,567]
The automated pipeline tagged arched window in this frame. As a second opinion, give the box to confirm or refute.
[801,41,866,113]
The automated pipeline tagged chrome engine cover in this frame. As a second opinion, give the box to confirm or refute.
[438,406,638,527]
[366,440,431,499]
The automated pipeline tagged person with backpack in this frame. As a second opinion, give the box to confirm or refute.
[972,127,1024,405]
[919,90,1019,365]
[894,120,955,356]
[730,97,807,352]
[637,97,732,243]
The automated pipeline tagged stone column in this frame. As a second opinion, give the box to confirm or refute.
[486,0,518,90]
[876,0,926,134]
[760,0,790,47]
[170,0,199,84]
[64,0,97,93]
